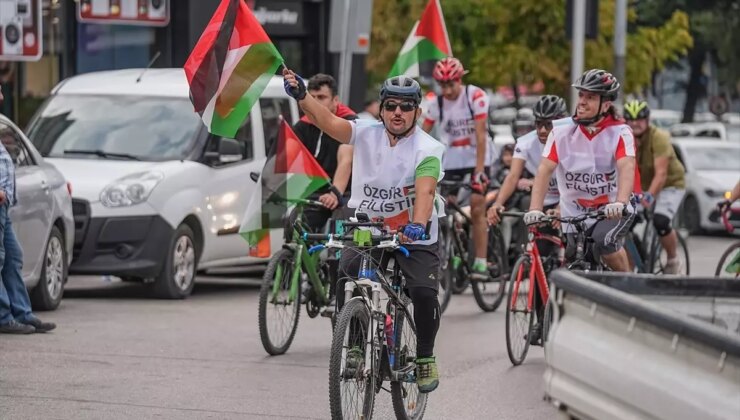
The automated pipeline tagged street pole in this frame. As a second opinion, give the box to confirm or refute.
[570,0,586,113]
[338,0,353,103]
[614,0,627,107]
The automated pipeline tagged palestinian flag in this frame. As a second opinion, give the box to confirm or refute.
[240,120,331,257]
[184,0,283,138]
[387,0,452,78]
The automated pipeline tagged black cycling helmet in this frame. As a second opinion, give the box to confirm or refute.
[572,69,621,101]
[623,100,650,120]
[379,76,422,105]
[533,95,568,120]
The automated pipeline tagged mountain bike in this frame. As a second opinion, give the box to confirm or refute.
[305,219,428,420]
[438,180,508,312]
[715,208,740,278]
[505,210,612,366]
[257,197,334,355]
[624,205,690,275]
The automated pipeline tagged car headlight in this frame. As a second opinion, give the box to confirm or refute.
[100,172,164,207]
[704,188,727,198]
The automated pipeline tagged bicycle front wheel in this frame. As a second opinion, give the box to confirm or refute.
[650,231,691,275]
[329,298,377,420]
[390,296,428,420]
[437,221,453,313]
[505,255,534,366]
[471,227,508,312]
[258,249,301,355]
[715,242,740,278]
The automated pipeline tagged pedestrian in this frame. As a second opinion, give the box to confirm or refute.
[0,83,56,334]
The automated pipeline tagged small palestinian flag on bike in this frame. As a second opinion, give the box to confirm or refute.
[184,0,283,138]
[240,120,331,257]
[387,0,452,78]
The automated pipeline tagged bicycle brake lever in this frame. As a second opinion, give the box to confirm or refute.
[397,246,410,258]
[308,244,326,255]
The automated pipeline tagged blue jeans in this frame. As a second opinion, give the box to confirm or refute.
[0,203,33,324]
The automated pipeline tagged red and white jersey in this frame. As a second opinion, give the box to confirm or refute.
[542,115,635,219]
[423,84,494,170]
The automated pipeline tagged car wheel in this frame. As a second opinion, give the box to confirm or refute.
[31,226,67,311]
[152,224,198,299]
[679,195,703,235]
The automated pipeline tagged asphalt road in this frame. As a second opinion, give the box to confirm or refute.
[0,234,735,420]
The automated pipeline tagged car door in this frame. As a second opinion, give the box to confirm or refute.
[201,97,295,262]
[0,121,52,281]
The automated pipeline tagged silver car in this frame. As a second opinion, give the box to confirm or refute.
[0,114,74,310]
[671,138,740,233]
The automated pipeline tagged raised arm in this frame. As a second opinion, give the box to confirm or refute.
[283,68,353,143]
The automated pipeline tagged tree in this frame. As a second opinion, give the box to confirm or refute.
[368,0,693,101]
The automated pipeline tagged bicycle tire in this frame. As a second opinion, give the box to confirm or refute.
[542,298,553,345]
[650,231,691,275]
[258,249,302,356]
[471,227,508,312]
[390,296,428,420]
[437,265,452,314]
[329,298,376,420]
[437,222,453,313]
[715,242,740,277]
[450,231,469,294]
[505,255,534,366]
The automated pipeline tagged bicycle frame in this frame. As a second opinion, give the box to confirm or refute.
[510,228,562,313]
[269,202,329,306]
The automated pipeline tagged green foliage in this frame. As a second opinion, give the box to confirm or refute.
[368,0,693,97]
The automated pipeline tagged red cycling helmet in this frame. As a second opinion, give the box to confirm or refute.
[432,57,465,82]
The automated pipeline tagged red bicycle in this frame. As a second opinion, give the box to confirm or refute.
[502,212,564,366]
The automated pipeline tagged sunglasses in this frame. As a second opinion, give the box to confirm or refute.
[383,101,417,112]
[534,120,553,130]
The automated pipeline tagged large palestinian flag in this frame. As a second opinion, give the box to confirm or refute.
[387,0,452,78]
[184,0,283,138]
[240,120,331,257]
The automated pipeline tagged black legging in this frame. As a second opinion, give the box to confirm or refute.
[337,246,440,358]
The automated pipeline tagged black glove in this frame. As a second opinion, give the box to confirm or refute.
[283,73,307,100]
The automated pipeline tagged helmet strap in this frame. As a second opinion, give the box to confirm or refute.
[380,107,419,143]
[574,96,607,126]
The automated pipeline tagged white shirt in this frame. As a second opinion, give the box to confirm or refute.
[349,120,446,245]
[513,118,573,206]
[423,84,494,170]
[542,116,635,229]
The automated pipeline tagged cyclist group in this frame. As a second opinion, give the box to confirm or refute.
[281,57,688,396]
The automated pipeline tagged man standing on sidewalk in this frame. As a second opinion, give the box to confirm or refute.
[0,83,56,334]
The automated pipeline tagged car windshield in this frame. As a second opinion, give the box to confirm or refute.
[27,94,202,161]
[686,146,740,171]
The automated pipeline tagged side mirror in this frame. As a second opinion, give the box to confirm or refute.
[205,138,243,165]
[250,172,260,182]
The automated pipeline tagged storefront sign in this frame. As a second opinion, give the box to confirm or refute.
[249,0,304,36]
[77,0,170,27]
[0,0,43,61]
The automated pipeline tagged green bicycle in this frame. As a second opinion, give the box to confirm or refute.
[258,197,335,355]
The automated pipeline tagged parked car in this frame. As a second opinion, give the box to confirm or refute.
[25,69,299,299]
[670,122,727,140]
[649,109,682,129]
[0,114,74,310]
[671,138,740,233]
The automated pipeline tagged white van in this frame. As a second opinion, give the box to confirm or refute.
[25,69,299,298]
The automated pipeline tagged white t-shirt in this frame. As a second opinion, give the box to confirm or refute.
[423,84,494,170]
[542,116,635,228]
[513,117,573,207]
[348,120,445,245]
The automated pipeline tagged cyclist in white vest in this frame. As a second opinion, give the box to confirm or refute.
[525,69,637,272]
[283,68,444,393]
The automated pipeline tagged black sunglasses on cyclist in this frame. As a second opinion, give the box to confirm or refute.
[383,101,417,112]
[534,120,553,130]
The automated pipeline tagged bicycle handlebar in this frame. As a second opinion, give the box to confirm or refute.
[267,196,325,208]
[304,231,410,257]
[722,209,735,233]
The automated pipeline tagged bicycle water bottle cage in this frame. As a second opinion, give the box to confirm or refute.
[354,229,372,246]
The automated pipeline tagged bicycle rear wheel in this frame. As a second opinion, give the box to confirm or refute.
[329,298,377,420]
[715,242,740,278]
[471,227,508,312]
[505,255,534,366]
[390,296,428,420]
[650,232,690,275]
[258,249,301,355]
